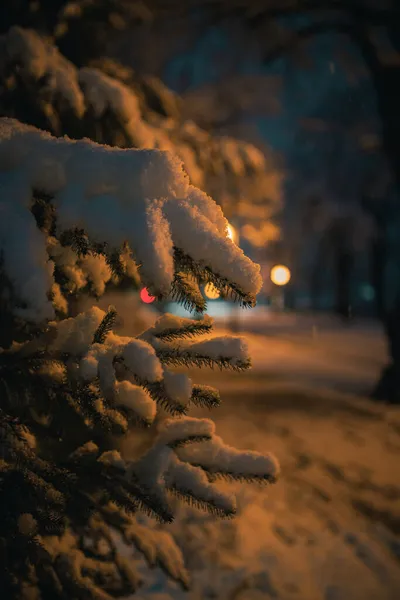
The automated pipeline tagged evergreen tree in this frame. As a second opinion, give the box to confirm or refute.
[0,118,279,599]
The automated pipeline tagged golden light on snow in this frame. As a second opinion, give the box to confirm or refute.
[204,282,221,300]
[227,223,238,244]
[270,265,291,286]
[140,287,156,303]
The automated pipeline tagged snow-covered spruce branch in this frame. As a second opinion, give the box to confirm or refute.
[100,503,190,590]
[2,306,277,493]
[154,337,251,371]
[176,434,279,485]
[140,314,252,372]
[0,118,261,324]
[124,417,278,521]
[0,118,277,599]
[40,520,141,600]
[0,311,226,422]
[151,313,213,342]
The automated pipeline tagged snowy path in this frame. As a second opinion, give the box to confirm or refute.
[137,316,400,600]
[216,311,388,394]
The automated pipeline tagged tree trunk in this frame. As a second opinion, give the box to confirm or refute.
[369,230,387,320]
[310,256,324,311]
[309,237,328,311]
[372,294,400,404]
[334,248,354,321]
[352,24,400,401]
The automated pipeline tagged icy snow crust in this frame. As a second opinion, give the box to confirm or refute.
[0,118,262,323]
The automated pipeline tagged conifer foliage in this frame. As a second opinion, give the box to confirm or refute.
[0,118,279,599]
[0,24,281,254]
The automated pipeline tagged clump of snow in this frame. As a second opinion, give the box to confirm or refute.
[36,361,66,383]
[148,313,213,338]
[98,450,126,471]
[47,237,86,290]
[5,26,84,117]
[163,197,262,296]
[80,253,112,296]
[49,306,105,355]
[121,337,163,383]
[0,183,55,322]
[171,335,250,367]
[119,244,139,282]
[186,186,227,237]
[175,143,204,187]
[163,369,193,408]
[165,455,236,516]
[48,237,113,296]
[157,417,215,446]
[219,137,245,176]
[51,282,68,314]
[238,140,266,173]
[79,67,141,122]
[18,428,37,450]
[177,434,279,482]
[79,329,164,392]
[79,343,107,381]
[122,516,189,588]
[127,443,174,493]
[116,380,156,423]
[69,441,99,461]
[79,67,159,149]
[17,513,38,536]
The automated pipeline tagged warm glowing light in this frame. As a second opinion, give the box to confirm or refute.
[204,282,220,300]
[270,265,291,286]
[140,287,156,303]
[227,223,238,244]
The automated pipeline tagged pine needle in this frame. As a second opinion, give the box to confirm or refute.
[191,384,221,409]
[204,468,278,485]
[174,247,256,308]
[168,486,236,519]
[156,348,251,371]
[93,306,117,345]
[170,272,206,314]
[154,320,213,342]
[168,434,212,449]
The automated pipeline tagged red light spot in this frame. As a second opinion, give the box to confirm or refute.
[140,287,156,304]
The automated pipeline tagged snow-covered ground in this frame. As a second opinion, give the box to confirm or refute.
[216,309,388,394]
[135,312,400,600]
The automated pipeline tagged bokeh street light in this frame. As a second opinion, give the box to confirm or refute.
[140,287,156,303]
[270,265,291,287]
[204,282,220,300]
